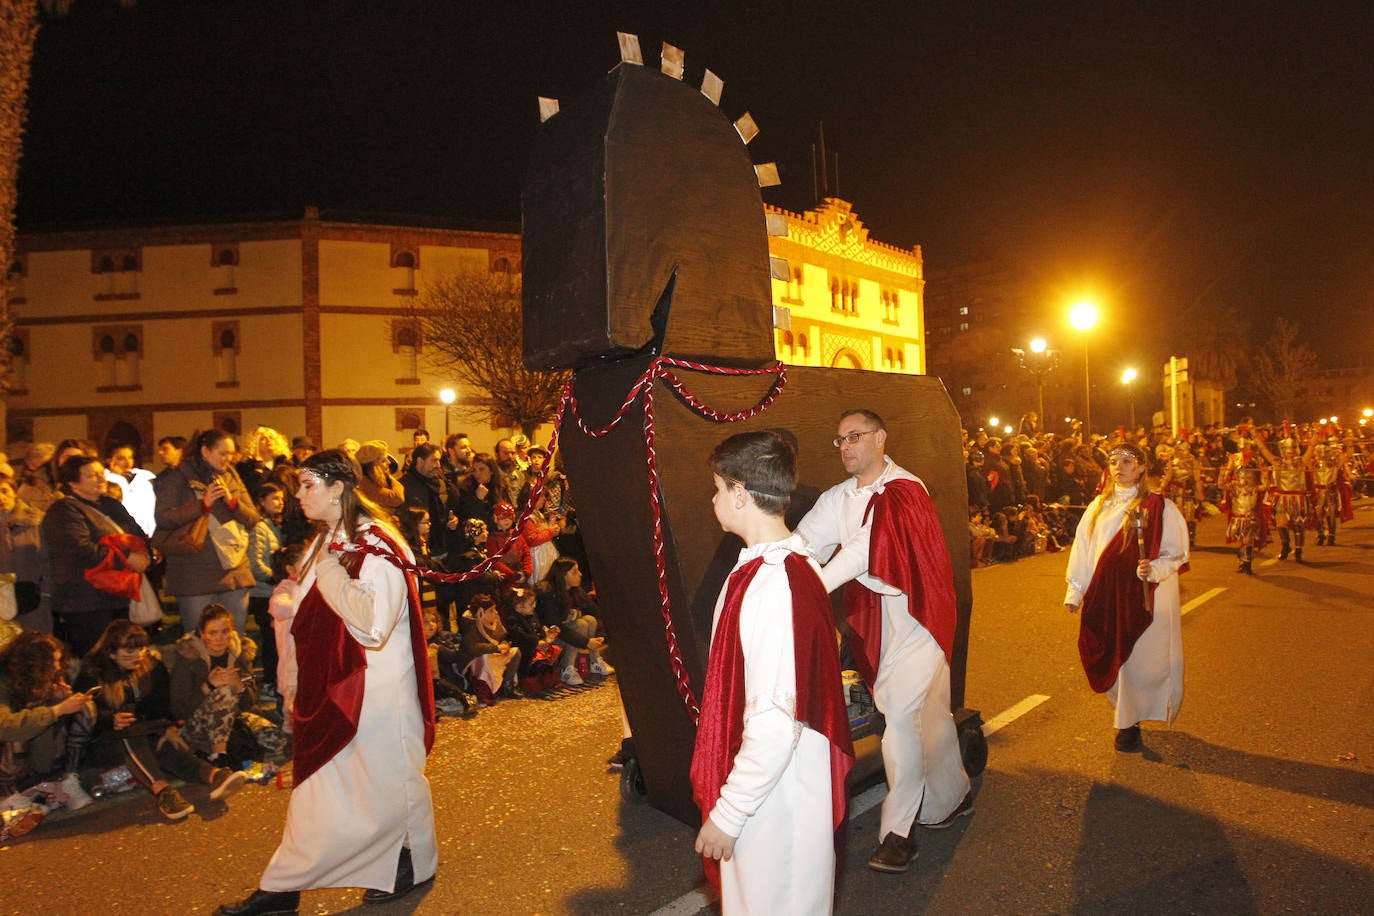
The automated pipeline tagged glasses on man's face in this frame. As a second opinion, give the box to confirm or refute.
[832,429,878,448]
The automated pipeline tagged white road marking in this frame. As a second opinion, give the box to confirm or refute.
[649,889,716,916]
[1260,557,1279,567]
[1181,586,1226,616]
[980,693,1052,737]
[649,693,1051,915]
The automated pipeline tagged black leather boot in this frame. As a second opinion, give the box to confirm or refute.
[215,889,300,916]
[363,846,432,904]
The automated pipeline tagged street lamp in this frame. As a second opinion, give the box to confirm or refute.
[439,387,456,438]
[1068,302,1099,436]
[1010,336,1059,430]
[1121,368,1138,431]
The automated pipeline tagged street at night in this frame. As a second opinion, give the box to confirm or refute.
[6,505,1372,915]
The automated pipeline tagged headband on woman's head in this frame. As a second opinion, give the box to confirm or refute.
[1109,443,1147,464]
[301,448,359,487]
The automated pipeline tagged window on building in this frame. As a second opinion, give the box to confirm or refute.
[98,333,117,386]
[93,249,141,298]
[213,244,239,293]
[830,277,841,312]
[7,255,25,302]
[392,248,419,292]
[213,411,242,436]
[959,322,969,332]
[92,325,142,389]
[393,320,421,382]
[962,386,972,396]
[213,321,240,386]
[796,333,809,362]
[7,331,29,392]
[958,306,968,316]
[117,332,141,387]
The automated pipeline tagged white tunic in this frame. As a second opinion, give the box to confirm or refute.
[1064,487,1189,728]
[795,457,970,839]
[710,535,837,916]
[260,524,437,892]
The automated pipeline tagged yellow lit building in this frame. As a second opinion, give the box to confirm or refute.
[6,209,521,460]
[767,198,927,374]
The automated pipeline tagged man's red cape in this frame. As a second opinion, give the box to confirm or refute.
[1077,492,1186,693]
[291,527,436,786]
[842,477,957,685]
[690,552,855,890]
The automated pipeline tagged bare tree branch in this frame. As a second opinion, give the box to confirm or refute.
[410,270,570,437]
[1250,317,1317,420]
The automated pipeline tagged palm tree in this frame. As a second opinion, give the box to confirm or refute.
[1,0,41,413]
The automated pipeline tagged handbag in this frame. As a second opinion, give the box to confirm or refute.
[0,574,15,622]
[129,575,163,625]
[83,534,144,600]
[208,515,249,570]
[151,512,208,556]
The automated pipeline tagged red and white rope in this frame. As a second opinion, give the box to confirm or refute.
[404,355,787,724]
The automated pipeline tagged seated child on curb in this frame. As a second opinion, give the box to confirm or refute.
[690,431,854,915]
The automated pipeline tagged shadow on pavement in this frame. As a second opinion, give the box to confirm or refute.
[1144,731,1374,809]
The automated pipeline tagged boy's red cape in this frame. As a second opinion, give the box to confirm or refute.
[290,527,436,786]
[690,552,854,889]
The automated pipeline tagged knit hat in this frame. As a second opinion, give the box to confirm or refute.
[354,440,389,466]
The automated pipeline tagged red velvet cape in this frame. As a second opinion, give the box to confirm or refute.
[689,552,855,889]
[290,528,436,786]
[1077,492,1181,693]
[842,477,958,685]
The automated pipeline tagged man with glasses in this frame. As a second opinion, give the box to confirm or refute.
[796,409,972,876]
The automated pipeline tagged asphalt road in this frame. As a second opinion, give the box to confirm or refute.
[7,505,1373,915]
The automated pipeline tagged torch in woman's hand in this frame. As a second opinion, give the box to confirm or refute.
[1133,505,1151,610]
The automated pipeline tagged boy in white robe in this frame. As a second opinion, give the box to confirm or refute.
[690,432,854,914]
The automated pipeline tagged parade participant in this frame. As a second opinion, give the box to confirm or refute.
[1064,442,1189,751]
[1255,424,1315,562]
[216,449,436,916]
[691,432,853,914]
[795,409,971,875]
[1157,440,1205,547]
[1219,453,1268,574]
[1311,435,1354,546]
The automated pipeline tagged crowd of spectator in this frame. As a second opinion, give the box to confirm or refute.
[1,425,607,839]
[961,414,1374,568]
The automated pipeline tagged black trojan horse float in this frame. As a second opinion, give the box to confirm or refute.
[522,35,984,825]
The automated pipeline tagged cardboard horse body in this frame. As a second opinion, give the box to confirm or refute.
[523,58,980,825]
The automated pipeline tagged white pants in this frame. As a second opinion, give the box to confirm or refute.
[873,619,970,839]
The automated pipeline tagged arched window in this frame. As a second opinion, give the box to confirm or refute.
[391,249,419,292]
[213,321,240,385]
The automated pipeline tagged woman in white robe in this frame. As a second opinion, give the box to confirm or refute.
[216,450,436,916]
[1064,443,1188,749]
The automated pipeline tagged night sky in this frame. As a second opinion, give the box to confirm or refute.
[16,1,1374,371]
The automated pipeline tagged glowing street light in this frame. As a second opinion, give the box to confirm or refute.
[989,416,1000,428]
[439,387,457,437]
[1010,336,1058,429]
[1121,367,1138,431]
[1068,302,1099,436]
